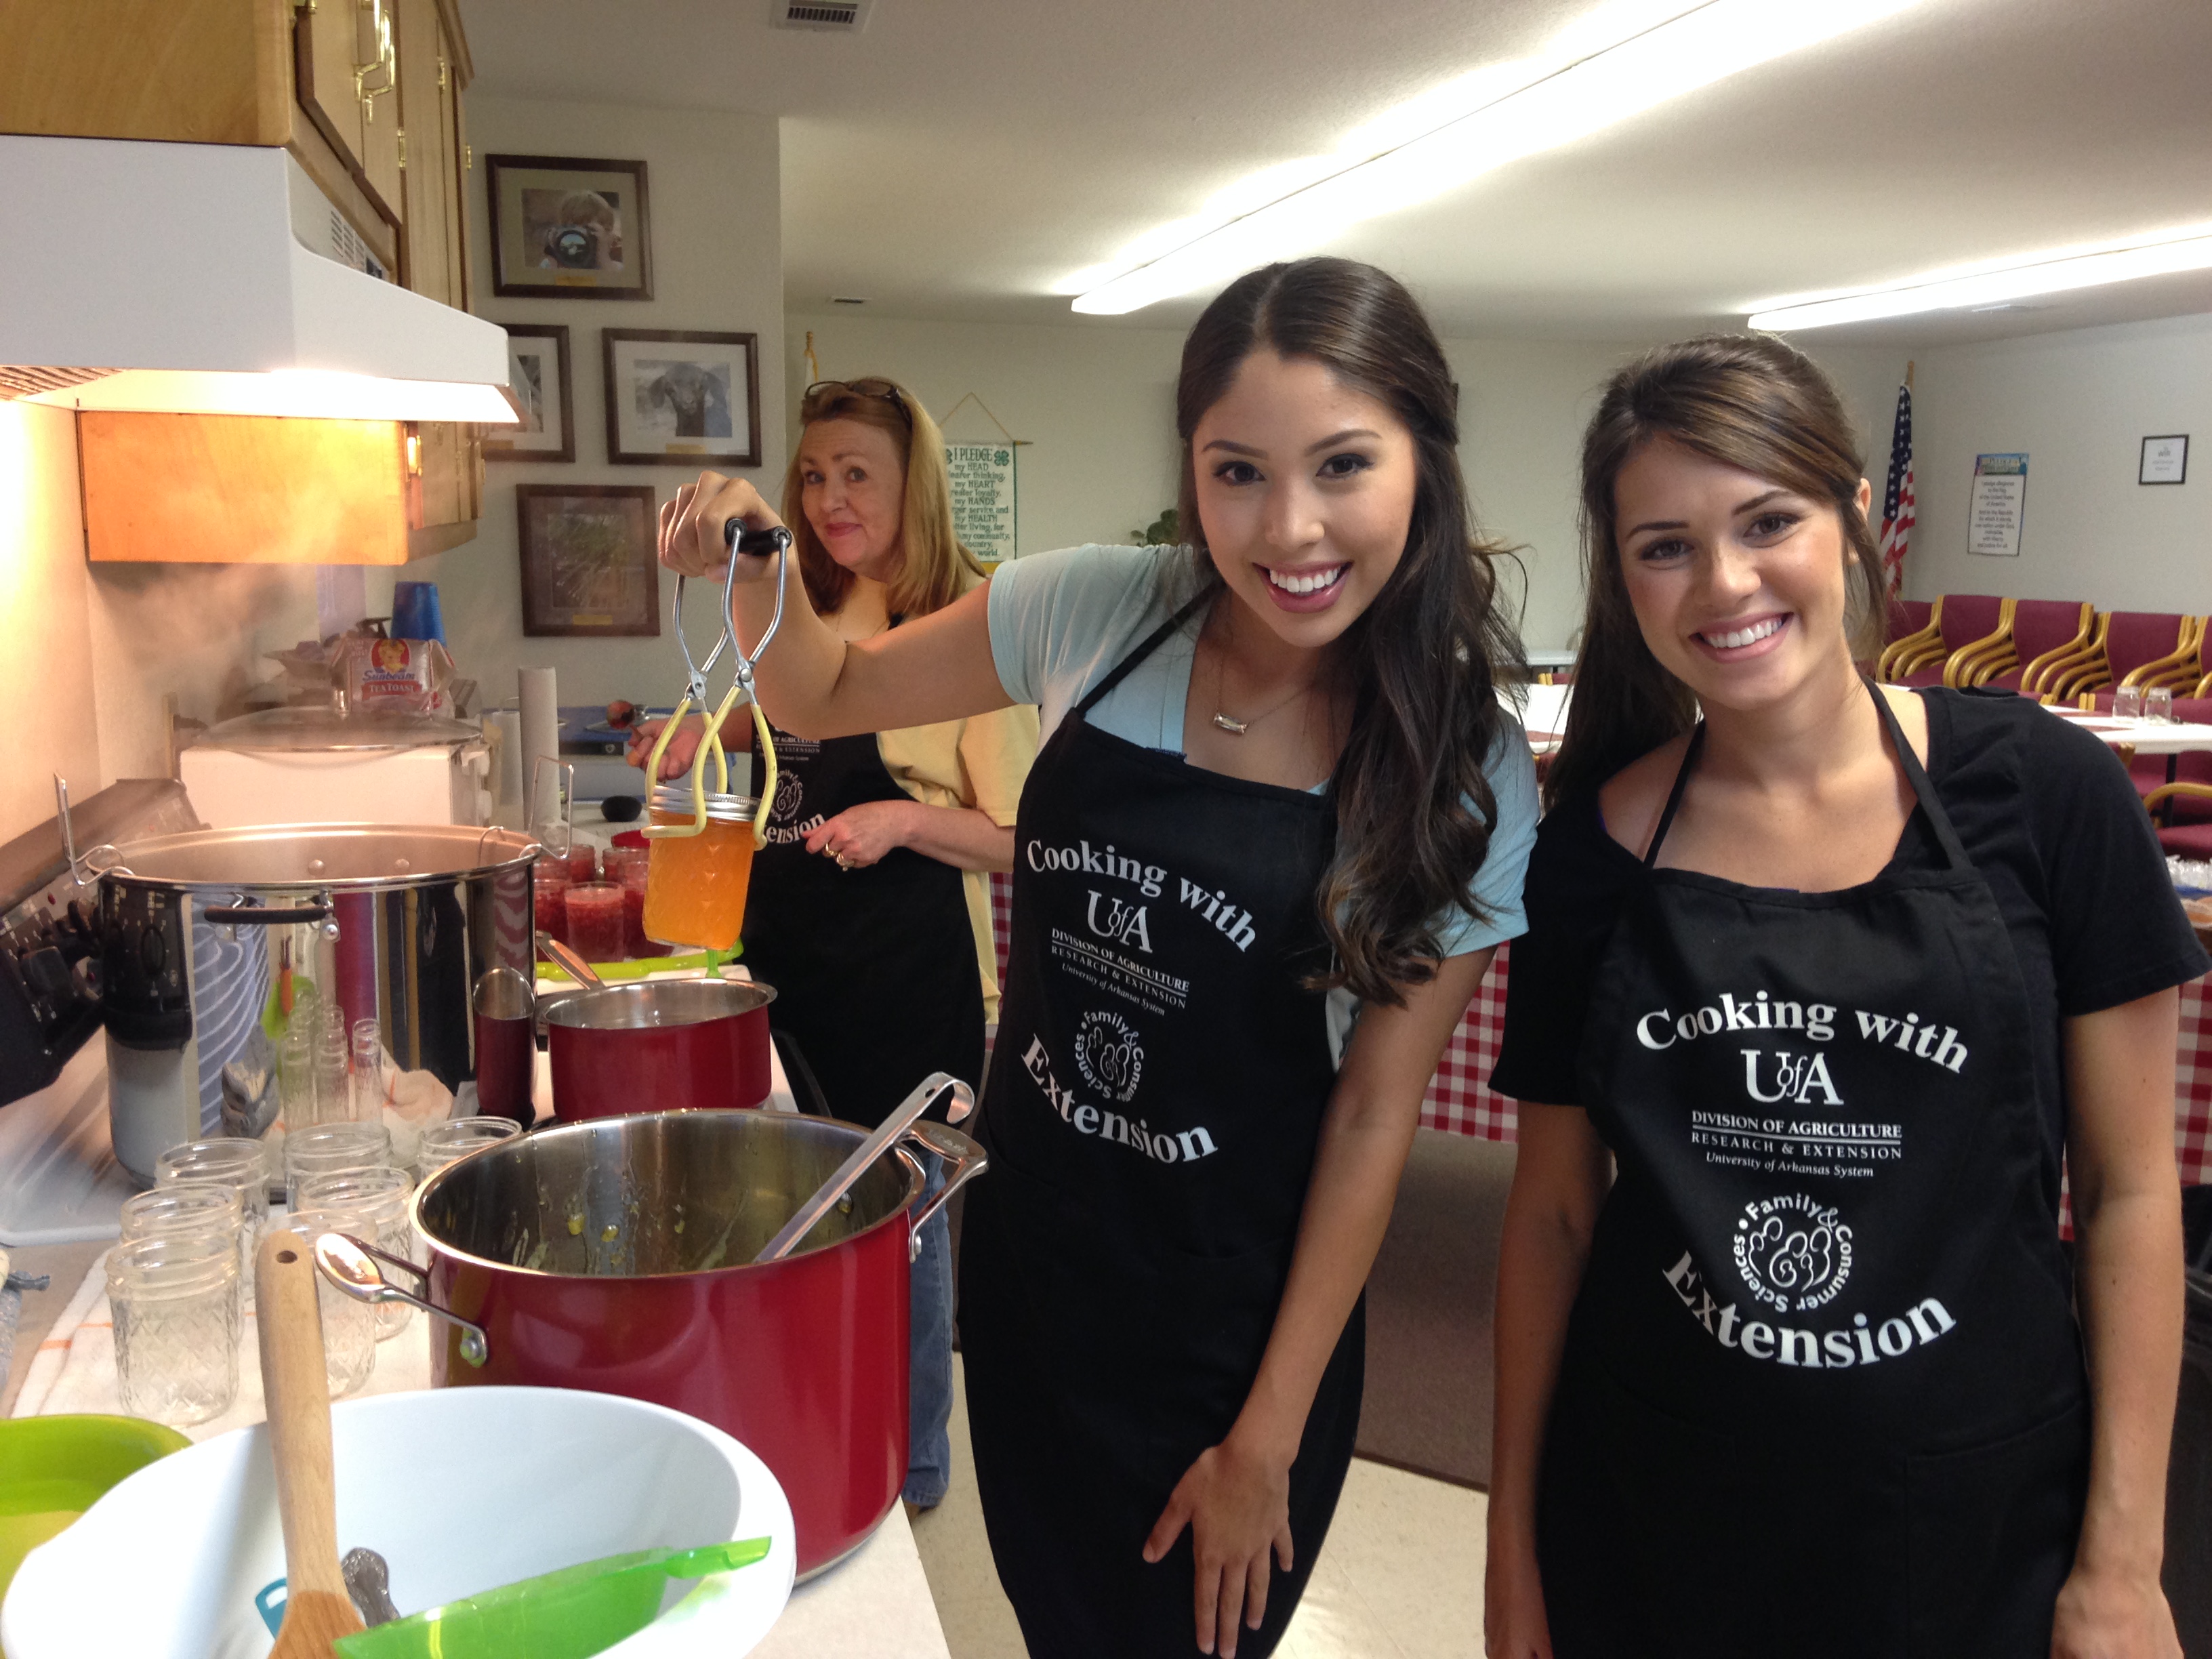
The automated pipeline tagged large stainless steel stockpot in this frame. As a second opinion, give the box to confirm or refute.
[93,825,536,1181]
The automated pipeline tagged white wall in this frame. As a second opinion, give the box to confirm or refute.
[785,313,1903,651]
[417,98,786,714]
[785,312,1188,556]
[0,401,102,834]
[1905,314,2212,613]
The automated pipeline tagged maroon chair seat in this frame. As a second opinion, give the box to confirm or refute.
[2148,699,2212,823]
[2081,612,2198,709]
[2159,820,2212,859]
[1983,598,2089,693]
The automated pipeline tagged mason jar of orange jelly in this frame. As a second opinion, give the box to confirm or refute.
[642,782,759,951]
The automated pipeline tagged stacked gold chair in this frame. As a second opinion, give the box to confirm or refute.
[1945,598,2097,699]
[2055,613,2206,710]
[1877,594,2011,688]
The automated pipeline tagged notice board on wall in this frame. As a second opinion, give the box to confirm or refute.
[1969,453,2028,558]
[947,443,1018,561]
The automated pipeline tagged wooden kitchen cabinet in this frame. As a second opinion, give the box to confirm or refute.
[0,0,475,312]
[80,411,475,564]
[1,0,487,555]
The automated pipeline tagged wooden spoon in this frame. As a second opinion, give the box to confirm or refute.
[255,1228,366,1658]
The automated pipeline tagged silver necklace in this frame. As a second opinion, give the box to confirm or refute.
[1207,630,1324,736]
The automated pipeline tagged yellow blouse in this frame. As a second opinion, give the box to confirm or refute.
[877,701,1040,1022]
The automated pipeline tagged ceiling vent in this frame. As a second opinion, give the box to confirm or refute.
[774,0,870,31]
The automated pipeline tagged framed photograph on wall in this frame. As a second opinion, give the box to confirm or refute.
[486,155,653,300]
[2141,434,2189,485]
[484,325,574,462]
[515,485,660,637]
[602,329,761,467]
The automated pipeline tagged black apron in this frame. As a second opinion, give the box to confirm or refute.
[739,720,984,1129]
[958,598,1364,1658]
[1538,684,2089,1659]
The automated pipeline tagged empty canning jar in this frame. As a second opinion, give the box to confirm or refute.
[295,1168,418,1340]
[106,1232,241,1427]
[270,1210,377,1397]
[417,1115,521,1181]
[642,783,758,952]
[282,1122,392,1211]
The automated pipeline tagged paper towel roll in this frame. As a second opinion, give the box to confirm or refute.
[518,668,559,825]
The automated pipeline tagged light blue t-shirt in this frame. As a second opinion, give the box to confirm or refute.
[988,543,1538,960]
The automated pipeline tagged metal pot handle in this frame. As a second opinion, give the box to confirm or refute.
[901,1118,989,1263]
[201,898,334,926]
[310,1231,489,1368]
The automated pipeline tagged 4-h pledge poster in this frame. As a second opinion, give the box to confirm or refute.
[1968,453,2028,558]
[947,443,1018,561]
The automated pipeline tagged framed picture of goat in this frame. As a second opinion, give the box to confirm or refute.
[601,329,762,468]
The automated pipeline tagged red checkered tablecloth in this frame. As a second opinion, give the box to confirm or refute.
[2178,973,2212,1186]
[983,887,2209,1182]
[1420,940,1519,1140]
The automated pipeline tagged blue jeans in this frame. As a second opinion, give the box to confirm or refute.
[905,1151,954,1507]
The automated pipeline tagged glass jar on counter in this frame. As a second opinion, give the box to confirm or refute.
[295,1168,419,1340]
[270,1210,377,1397]
[564,882,628,963]
[417,1115,521,1181]
[282,1122,393,1210]
[642,783,759,953]
[106,1233,242,1427]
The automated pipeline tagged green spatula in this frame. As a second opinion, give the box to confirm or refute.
[329,1537,774,1659]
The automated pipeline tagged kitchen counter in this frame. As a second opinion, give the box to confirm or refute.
[11,1242,956,1656]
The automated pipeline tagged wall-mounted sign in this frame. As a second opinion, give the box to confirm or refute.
[2141,434,2190,485]
[1968,453,2028,558]
[947,443,1018,561]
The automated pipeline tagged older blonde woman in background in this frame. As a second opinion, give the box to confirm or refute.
[634,375,1039,1509]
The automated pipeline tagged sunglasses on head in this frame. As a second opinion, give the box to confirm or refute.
[802,377,912,427]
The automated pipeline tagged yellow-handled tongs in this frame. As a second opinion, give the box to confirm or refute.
[642,524,794,846]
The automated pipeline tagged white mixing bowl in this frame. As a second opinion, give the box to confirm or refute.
[1,1386,795,1659]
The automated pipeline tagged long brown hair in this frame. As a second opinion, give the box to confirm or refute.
[1545,333,1884,811]
[781,377,985,619]
[1175,258,1526,1006]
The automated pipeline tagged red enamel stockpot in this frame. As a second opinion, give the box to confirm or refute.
[538,979,776,1119]
[409,1109,984,1576]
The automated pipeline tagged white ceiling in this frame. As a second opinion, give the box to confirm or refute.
[458,0,2212,344]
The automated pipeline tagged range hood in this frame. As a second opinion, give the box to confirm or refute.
[0,134,516,424]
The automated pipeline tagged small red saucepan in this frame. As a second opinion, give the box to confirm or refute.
[537,935,775,1118]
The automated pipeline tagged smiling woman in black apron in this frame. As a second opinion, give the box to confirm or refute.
[657,258,1540,1657]
[1488,335,2203,1658]
[630,376,1038,1513]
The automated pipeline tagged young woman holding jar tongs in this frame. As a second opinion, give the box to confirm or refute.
[659,258,1539,1657]
[632,376,1038,1512]
[1488,335,2201,1659]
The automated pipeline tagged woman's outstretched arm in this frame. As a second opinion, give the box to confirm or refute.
[659,471,1012,738]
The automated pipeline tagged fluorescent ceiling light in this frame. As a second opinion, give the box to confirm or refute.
[1069,0,1925,316]
[1745,226,2212,330]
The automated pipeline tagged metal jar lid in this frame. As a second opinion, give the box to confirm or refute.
[648,782,759,825]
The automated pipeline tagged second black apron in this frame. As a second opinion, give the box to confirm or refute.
[959,600,1364,1658]
[739,722,984,1128]
[1537,684,2089,1658]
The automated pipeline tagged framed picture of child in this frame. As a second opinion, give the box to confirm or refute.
[487,155,653,300]
[601,329,762,468]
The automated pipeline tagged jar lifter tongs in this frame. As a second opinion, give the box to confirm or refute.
[640,524,793,848]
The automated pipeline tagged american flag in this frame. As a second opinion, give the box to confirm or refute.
[1877,384,1915,598]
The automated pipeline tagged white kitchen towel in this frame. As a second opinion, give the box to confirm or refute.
[12,1246,433,1439]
